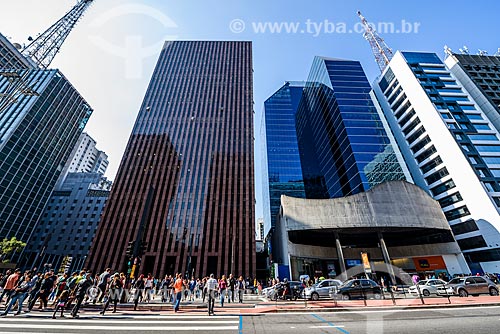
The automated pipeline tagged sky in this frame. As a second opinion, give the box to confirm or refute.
[1,0,499,221]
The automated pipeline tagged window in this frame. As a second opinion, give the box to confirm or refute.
[484,157,500,164]
[438,192,463,208]
[444,205,470,221]
[476,145,500,153]
[425,167,449,185]
[475,124,491,131]
[430,179,456,196]
[421,156,443,174]
[416,146,437,163]
[457,235,487,250]
[451,220,479,235]
[469,134,498,141]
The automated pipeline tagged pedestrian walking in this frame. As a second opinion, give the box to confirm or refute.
[52,289,70,319]
[173,273,184,312]
[218,275,227,307]
[133,274,145,311]
[206,274,218,316]
[0,269,20,305]
[70,271,93,318]
[228,274,236,303]
[97,268,111,303]
[1,271,32,316]
[237,276,244,303]
[100,273,123,315]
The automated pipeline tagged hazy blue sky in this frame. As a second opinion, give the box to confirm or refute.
[1,0,499,220]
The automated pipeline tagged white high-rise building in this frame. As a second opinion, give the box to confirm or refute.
[374,51,500,274]
[56,132,108,186]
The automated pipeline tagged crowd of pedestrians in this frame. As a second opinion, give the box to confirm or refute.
[0,267,254,317]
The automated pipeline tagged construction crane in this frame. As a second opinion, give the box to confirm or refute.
[357,10,393,73]
[0,0,94,113]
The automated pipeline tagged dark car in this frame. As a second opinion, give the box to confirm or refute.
[336,279,382,300]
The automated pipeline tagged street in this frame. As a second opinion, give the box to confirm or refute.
[1,305,499,333]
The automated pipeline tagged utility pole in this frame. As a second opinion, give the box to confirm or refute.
[357,10,394,72]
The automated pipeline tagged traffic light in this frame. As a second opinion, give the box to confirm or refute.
[139,241,148,255]
[125,240,134,258]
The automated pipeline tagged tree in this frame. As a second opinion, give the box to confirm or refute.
[0,237,26,262]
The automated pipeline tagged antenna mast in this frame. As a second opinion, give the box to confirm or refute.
[357,11,393,72]
[22,0,94,69]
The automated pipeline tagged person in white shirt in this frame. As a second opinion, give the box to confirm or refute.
[206,274,218,316]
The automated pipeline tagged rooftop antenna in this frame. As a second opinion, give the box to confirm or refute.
[444,45,453,57]
[357,10,393,72]
[495,48,500,57]
[1,0,94,114]
[459,45,469,54]
[477,49,488,56]
[22,0,94,69]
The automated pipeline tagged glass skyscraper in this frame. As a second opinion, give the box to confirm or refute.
[0,35,93,245]
[262,81,306,237]
[87,41,255,278]
[296,56,408,198]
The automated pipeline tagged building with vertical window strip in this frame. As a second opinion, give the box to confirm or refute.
[23,173,111,272]
[374,51,500,273]
[87,41,255,278]
[0,36,93,247]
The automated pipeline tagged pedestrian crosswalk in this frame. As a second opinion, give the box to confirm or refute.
[0,314,241,333]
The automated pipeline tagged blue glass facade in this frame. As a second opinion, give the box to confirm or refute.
[263,82,306,233]
[296,57,406,198]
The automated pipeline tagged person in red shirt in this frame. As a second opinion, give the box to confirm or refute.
[0,269,20,305]
[218,275,227,307]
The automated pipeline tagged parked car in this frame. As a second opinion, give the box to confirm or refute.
[303,279,343,301]
[265,281,304,300]
[408,279,448,297]
[336,279,382,300]
[436,276,499,297]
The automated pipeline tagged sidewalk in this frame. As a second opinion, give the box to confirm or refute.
[71,294,500,315]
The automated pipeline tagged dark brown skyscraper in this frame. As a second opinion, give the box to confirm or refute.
[87,41,255,278]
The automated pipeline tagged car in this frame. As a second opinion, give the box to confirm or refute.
[303,279,343,301]
[336,279,382,300]
[265,281,304,300]
[436,276,499,297]
[408,279,448,297]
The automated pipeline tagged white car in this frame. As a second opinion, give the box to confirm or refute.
[303,279,343,300]
[408,279,447,297]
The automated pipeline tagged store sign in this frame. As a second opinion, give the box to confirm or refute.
[361,252,372,273]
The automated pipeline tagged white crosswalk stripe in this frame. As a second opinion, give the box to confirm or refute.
[0,314,240,332]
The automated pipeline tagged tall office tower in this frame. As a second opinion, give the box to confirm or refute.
[23,173,111,272]
[87,41,255,278]
[0,33,35,69]
[374,51,500,273]
[261,81,306,239]
[0,37,92,244]
[445,52,500,133]
[56,132,109,186]
[295,57,410,199]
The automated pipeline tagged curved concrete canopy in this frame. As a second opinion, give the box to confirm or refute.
[280,181,451,232]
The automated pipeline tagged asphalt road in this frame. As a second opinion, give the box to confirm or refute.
[243,305,500,334]
[1,305,499,333]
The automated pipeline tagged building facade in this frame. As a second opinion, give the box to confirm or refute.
[56,132,109,187]
[445,53,500,133]
[261,81,306,238]
[0,36,92,245]
[374,51,500,273]
[296,57,410,199]
[23,173,110,272]
[276,181,470,281]
[87,41,255,278]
